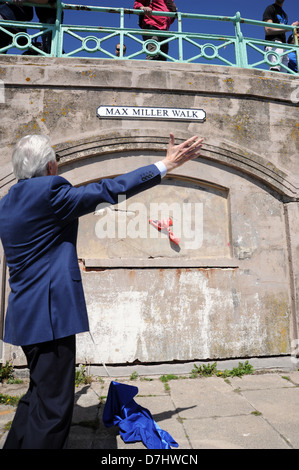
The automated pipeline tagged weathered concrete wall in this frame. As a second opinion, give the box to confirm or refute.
[0,56,298,366]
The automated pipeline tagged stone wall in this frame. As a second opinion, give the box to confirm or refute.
[0,56,298,366]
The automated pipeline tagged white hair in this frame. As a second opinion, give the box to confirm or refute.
[12,134,56,180]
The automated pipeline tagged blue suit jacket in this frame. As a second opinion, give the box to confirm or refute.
[0,164,161,346]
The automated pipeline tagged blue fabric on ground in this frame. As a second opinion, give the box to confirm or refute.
[102,381,178,449]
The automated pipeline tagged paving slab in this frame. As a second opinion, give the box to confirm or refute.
[229,372,296,390]
[241,387,299,449]
[182,414,290,449]
[169,377,254,418]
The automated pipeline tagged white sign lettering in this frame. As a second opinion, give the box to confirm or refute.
[97,106,206,122]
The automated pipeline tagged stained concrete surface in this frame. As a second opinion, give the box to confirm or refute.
[1,57,299,367]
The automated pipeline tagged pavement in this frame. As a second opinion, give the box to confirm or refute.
[1,357,299,451]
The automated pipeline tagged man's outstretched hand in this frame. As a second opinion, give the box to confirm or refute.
[161,133,204,173]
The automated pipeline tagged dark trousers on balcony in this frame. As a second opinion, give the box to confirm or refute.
[3,335,76,449]
[142,25,169,60]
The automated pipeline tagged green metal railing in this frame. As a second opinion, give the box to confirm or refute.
[0,1,298,75]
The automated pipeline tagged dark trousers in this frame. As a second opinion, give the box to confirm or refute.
[0,26,28,53]
[142,26,169,61]
[3,335,76,449]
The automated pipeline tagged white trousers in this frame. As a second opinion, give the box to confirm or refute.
[265,40,289,71]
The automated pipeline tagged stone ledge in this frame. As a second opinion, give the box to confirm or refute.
[82,258,239,269]
[1,55,298,103]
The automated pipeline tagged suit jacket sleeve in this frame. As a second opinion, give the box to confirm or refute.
[49,164,161,223]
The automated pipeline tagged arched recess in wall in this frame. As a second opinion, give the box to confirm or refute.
[55,131,296,270]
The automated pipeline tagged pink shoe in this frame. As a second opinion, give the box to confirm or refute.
[167,229,180,245]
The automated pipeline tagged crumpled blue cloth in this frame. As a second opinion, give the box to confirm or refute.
[102,381,179,449]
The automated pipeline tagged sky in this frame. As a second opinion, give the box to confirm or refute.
[29,0,298,67]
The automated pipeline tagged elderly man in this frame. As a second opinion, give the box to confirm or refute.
[0,132,203,448]
[134,0,177,60]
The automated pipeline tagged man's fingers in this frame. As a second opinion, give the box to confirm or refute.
[188,137,204,150]
[180,136,204,153]
[182,135,199,148]
[162,135,204,172]
[181,137,204,153]
[169,134,203,151]
[186,136,204,146]
[182,138,204,160]
[168,133,175,147]
[167,134,204,160]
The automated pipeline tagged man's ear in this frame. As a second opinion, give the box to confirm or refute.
[46,161,52,175]
[47,160,57,176]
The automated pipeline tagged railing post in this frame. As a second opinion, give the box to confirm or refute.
[294,26,299,74]
[119,8,125,58]
[177,11,183,62]
[233,11,248,69]
[52,0,63,57]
